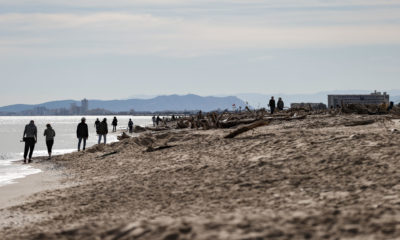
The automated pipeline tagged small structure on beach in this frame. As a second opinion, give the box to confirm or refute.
[328,91,389,108]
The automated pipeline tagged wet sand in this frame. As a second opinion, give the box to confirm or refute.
[0,170,60,209]
[1,114,400,239]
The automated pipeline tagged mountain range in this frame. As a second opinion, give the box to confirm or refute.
[1,90,399,115]
[0,94,247,114]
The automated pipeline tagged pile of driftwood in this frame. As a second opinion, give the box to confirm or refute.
[130,108,307,137]
[340,104,400,116]
[174,108,306,131]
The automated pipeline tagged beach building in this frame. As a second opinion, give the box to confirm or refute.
[328,91,389,108]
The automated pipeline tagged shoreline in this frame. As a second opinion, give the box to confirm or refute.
[0,129,127,189]
[0,155,69,209]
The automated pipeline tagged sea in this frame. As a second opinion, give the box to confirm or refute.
[0,116,153,187]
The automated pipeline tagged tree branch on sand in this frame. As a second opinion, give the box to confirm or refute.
[224,120,271,138]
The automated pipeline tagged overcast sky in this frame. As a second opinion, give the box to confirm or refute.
[0,0,399,105]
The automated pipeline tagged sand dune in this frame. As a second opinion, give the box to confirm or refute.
[1,114,400,239]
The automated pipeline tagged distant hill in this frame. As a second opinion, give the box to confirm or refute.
[0,94,246,114]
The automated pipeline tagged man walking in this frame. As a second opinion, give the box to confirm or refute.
[94,118,100,133]
[98,118,108,144]
[269,96,276,114]
[277,97,284,111]
[23,120,37,163]
[128,118,134,133]
[77,117,89,151]
[112,116,118,132]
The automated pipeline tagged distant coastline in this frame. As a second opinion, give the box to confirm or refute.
[0,94,247,116]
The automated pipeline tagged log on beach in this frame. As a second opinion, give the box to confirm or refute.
[224,120,271,138]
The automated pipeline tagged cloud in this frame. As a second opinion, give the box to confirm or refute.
[0,12,400,57]
[0,0,399,58]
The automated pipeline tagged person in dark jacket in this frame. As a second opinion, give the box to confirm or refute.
[44,124,56,159]
[77,117,89,151]
[277,97,284,111]
[23,120,37,163]
[128,119,134,133]
[94,118,100,134]
[112,116,118,132]
[269,96,276,114]
[156,116,161,126]
[98,118,108,144]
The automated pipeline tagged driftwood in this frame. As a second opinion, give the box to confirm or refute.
[133,125,146,133]
[220,119,260,128]
[344,119,375,127]
[97,151,118,158]
[117,132,130,140]
[145,145,175,152]
[145,127,170,131]
[224,120,271,138]
[220,115,306,129]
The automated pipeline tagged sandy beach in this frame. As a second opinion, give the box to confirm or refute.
[1,114,400,239]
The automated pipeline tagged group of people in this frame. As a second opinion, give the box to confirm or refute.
[22,121,55,163]
[152,115,162,127]
[268,96,285,114]
[22,116,134,164]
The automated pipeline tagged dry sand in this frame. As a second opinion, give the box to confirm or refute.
[1,114,400,239]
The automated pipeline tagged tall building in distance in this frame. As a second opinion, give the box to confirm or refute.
[81,98,89,114]
[328,91,389,108]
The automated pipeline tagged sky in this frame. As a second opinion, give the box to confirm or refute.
[0,0,399,105]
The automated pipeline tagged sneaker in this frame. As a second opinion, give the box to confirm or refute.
[28,159,32,163]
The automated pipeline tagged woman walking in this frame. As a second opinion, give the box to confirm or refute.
[44,124,56,159]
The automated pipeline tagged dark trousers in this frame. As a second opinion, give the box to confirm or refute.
[78,137,86,151]
[129,126,133,133]
[112,125,117,132]
[24,138,35,160]
[46,140,54,153]
[270,107,275,114]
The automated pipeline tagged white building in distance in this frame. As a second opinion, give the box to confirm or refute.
[328,91,389,108]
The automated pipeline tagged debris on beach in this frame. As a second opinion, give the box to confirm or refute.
[2,109,400,240]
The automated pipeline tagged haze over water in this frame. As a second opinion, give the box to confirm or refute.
[0,116,152,186]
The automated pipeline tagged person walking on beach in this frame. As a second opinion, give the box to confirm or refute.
[112,117,118,132]
[94,118,100,133]
[128,118,134,133]
[23,120,37,163]
[152,115,156,127]
[98,118,108,144]
[156,116,161,126]
[43,124,56,159]
[77,117,89,151]
[269,96,276,114]
[277,97,284,111]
